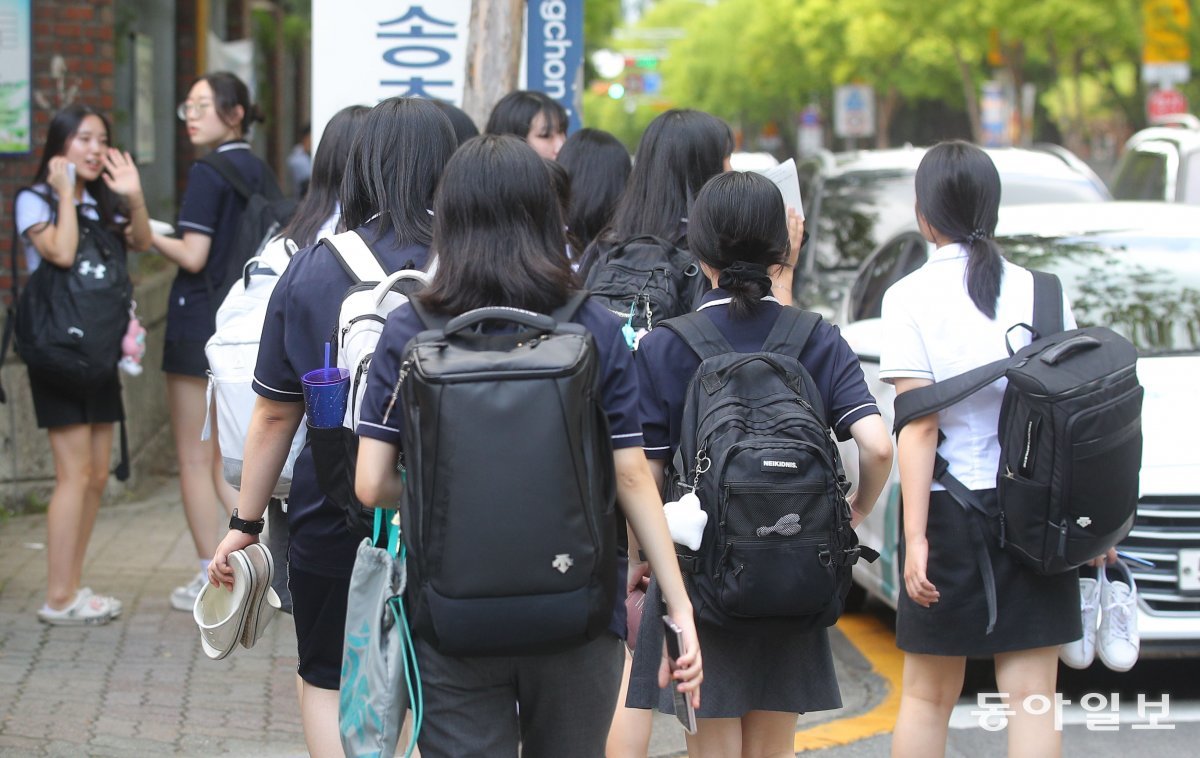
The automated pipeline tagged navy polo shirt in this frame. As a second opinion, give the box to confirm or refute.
[253,219,431,577]
[636,289,880,460]
[169,141,273,342]
[358,295,642,638]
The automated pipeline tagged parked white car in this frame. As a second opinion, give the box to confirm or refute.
[835,202,1200,655]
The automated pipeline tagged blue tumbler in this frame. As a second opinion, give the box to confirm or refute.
[301,367,351,428]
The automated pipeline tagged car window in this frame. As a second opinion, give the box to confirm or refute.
[1111,148,1169,201]
[1002,179,1107,204]
[1003,233,1200,355]
[850,234,928,321]
[813,172,916,271]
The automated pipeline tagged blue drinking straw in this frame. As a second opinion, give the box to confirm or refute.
[324,342,330,373]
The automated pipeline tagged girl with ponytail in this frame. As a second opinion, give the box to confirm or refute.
[883,141,1110,758]
[626,171,893,755]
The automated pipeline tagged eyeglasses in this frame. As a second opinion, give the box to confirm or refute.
[176,101,212,121]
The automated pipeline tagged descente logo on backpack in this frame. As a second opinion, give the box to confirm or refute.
[397,293,618,656]
[306,230,430,540]
[893,272,1142,631]
[582,234,706,349]
[664,308,876,632]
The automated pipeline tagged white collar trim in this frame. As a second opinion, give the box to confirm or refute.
[697,295,781,311]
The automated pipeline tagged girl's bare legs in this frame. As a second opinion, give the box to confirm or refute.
[72,423,115,589]
[892,653,967,758]
[606,647,653,757]
[166,374,235,561]
[45,424,93,608]
[995,646,1062,758]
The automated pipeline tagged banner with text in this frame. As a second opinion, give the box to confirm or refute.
[525,0,584,133]
[311,1,471,148]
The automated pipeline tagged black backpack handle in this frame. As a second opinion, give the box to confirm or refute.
[443,307,556,336]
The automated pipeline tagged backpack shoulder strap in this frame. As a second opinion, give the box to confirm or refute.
[200,152,254,203]
[550,290,589,323]
[892,355,1009,436]
[1031,270,1064,340]
[324,230,387,284]
[658,312,734,361]
[761,306,821,355]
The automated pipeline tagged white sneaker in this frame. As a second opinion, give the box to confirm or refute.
[1060,570,1100,669]
[1098,560,1140,672]
[171,571,208,612]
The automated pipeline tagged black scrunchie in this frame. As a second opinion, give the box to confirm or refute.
[717,261,772,291]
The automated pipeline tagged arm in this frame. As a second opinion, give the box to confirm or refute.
[846,413,893,527]
[151,231,212,273]
[769,208,805,306]
[355,437,405,509]
[625,457,668,592]
[615,447,703,707]
[25,158,80,268]
[208,397,304,588]
[102,148,152,252]
[893,377,940,607]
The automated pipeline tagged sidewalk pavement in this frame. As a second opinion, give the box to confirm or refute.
[0,479,886,757]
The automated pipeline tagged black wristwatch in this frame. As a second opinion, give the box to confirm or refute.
[229,508,265,535]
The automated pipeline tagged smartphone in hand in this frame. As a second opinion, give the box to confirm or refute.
[662,615,697,734]
[66,162,76,187]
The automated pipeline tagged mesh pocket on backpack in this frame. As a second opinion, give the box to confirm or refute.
[724,486,833,538]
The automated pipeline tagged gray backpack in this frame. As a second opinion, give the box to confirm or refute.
[397,293,618,656]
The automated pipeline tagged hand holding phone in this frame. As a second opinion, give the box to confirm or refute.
[66,162,76,187]
[663,615,698,734]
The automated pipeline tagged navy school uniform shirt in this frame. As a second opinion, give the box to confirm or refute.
[636,289,880,461]
[170,141,272,342]
[253,218,431,577]
[358,295,642,638]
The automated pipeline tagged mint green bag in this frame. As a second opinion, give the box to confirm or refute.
[339,508,421,757]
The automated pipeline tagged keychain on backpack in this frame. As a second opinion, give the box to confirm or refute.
[621,301,638,350]
[664,451,710,550]
[119,301,147,376]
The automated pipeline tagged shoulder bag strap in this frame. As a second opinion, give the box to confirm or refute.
[324,230,388,284]
[760,306,821,355]
[658,311,734,361]
[550,290,590,324]
[200,151,254,203]
[1031,270,1065,340]
[892,355,1010,436]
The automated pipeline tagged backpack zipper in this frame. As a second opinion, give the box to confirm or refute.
[381,359,411,425]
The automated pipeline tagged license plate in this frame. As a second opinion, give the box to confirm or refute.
[1178,549,1200,591]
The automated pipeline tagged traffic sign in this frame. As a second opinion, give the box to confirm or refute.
[1147,87,1189,121]
[834,85,875,139]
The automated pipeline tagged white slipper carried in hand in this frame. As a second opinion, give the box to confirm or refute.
[664,492,708,551]
[194,550,254,660]
[239,543,282,649]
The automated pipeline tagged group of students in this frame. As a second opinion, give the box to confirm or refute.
[18,74,1112,757]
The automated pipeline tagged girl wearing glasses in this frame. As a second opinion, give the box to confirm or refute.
[150,70,273,614]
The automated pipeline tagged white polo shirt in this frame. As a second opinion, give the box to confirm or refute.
[879,242,1075,491]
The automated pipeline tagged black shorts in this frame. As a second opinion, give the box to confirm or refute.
[28,368,124,429]
[161,339,210,377]
[290,565,351,690]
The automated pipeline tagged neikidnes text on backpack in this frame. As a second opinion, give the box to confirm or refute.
[397,294,619,656]
[663,309,876,633]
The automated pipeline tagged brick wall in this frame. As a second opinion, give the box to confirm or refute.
[0,0,119,296]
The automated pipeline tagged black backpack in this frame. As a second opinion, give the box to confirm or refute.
[893,272,1141,631]
[398,293,618,656]
[663,308,876,632]
[0,189,132,479]
[10,191,131,390]
[200,152,297,303]
[582,234,706,344]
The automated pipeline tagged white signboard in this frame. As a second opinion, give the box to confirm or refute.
[834,85,875,139]
[311,1,471,148]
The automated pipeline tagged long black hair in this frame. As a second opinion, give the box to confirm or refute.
[485,90,567,140]
[279,105,369,247]
[31,103,125,234]
[419,135,575,316]
[190,71,263,137]
[556,128,631,250]
[688,172,790,319]
[914,141,1003,318]
[605,109,733,244]
[431,99,480,146]
[339,97,457,249]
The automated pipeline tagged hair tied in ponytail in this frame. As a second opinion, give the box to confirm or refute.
[717,260,772,292]
[965,228,987,244]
